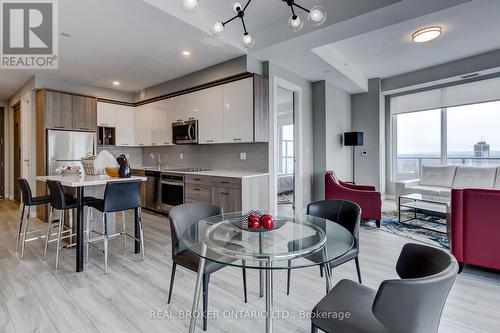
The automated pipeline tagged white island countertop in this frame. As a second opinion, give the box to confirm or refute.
[131,167,268,179]
[36,175,147,187]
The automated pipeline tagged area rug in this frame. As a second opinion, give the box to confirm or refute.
[364,210,449,249]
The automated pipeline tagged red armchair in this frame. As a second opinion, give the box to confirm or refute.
[451,188,500,272]
[325,171,382,227]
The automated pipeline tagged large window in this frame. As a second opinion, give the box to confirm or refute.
[393,100,500,181]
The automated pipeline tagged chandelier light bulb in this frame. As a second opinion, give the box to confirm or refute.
[308,5,327,26]
[181,0,200,14]
[288,14,303,32]
[241,33,255,48]
[210,22,225,36]
[232,2,242,13]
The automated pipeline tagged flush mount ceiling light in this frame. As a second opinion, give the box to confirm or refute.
[188,0,326,48]
[412,26,442,43]
[182,50,191,56]
[112,81,120,86]
[180,0,200,14]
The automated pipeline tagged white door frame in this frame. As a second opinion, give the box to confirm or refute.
[269,76,303,215]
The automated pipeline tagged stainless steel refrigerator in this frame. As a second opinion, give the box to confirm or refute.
[47,130,97,175]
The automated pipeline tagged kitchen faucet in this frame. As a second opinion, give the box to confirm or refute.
[149,152,162,170]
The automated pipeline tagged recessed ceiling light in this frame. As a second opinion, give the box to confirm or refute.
[112,81,120,86]
[412,26,442,43]
[182,50,191,56]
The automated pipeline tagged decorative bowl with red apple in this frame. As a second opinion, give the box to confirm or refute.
[230,211,286,232]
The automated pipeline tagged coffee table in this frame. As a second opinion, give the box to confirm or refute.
[398,193,450,234]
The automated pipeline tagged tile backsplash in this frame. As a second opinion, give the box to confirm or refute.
[98,143,269,173]
[142,143,269,172]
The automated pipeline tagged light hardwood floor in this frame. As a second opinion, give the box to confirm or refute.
[0,199,499,333]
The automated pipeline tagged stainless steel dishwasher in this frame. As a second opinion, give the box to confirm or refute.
[144,170,161,212]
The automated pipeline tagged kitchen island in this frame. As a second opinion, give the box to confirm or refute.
[36,174,147,272]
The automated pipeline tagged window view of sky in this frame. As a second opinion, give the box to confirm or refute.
[447,100,500,157]
[396,109,441,156]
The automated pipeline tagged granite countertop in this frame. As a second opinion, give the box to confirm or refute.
[131,166,269,179]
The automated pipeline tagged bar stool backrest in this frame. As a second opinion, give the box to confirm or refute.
[17,179,33,205]
[46,180,68,210]
[103,180,142,213]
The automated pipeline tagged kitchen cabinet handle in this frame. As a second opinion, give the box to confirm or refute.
[221,181,229,184]
[79,127,90,130]
[194,188,201,191]
[194,178,201,181]
[220,192,230,195]
[54,126,65,129]
[151,143,156,145]
[100,123,109,126]
[206,140,214,143]
[164,142,170,145]
[233,138,242,141]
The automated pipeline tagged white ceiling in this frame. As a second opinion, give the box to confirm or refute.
[2,0,499,101]
[322,0,500,79]
[0,0,243,100]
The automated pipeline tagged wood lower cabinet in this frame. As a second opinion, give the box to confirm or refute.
[184,174,268,213]
[185,183,212,204]
[212,187,242,213]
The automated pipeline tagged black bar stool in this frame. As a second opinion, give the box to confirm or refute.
[16,179,52,259]
[86,180,144,274]
[43,180,99,269]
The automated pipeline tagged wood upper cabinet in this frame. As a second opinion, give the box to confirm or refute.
[97,102,116,127]
[44,91,73,129]
[115,105,135,146]
[72,95,97,131]
[222,77,254,143]
[194,86,224,144]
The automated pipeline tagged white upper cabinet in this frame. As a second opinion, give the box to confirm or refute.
[135,105,152,146]
[191,86,224,144]
[97,102,116,127]
[150,99,173,146]
[222,77,254,143]
[115,105,135,146]
[171,95,187,123]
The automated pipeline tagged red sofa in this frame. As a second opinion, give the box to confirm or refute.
[325,171,382,227]
[450,188,500,271]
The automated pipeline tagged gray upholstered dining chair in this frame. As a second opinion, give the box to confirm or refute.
[287,200,362,295]
[311,243,459,333]
[167,203,247,332]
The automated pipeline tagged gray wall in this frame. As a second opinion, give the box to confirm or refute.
[382,48,500,94]
[35,75,134,102]
[313,81,352,200]
[351,78,383,190]
[135,55,261,102]
[142,143,268,173]
[265,61,314,209]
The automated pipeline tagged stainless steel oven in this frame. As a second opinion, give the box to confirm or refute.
[172,119,198,144]
[161,173,184,212]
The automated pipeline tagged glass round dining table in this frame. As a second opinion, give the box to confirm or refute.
[182,212,354,333]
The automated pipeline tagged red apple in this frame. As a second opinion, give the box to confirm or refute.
[248,216,261,229]
[260,215,275,230]
[248,213,260,220]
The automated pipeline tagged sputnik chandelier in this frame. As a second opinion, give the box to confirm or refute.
[180,0,327,48]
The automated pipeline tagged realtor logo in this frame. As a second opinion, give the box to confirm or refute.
[1,0,58,68]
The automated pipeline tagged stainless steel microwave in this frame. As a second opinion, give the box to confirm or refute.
[172,119,198,144]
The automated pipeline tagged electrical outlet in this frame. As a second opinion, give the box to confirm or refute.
[361,151,368,157]
[180,153,184,160]
[240,152,247,160]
